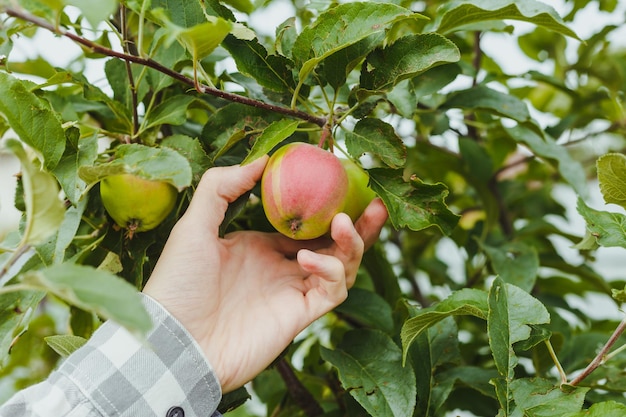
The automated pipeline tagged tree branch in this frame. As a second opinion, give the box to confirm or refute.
[275,358,324,417]
[569,316,626,386]
[4,6,327,127]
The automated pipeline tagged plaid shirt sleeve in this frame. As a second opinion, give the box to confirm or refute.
[0,294,223,417]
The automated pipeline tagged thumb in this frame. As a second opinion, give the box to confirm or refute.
[184,156,268,235]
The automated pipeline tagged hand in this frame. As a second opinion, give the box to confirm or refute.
[142,156,388,393]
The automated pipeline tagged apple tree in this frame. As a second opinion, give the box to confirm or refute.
[2,0,626,415]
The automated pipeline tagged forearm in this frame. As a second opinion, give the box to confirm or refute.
[0,295,223,417]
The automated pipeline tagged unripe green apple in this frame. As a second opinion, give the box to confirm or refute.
[100,173,178,238]
[261,142,349,240]
[340,158,377,222]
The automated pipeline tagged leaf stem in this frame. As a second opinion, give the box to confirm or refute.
[544,339,567,385]
[4,6,327,128]
[569,315,626,386]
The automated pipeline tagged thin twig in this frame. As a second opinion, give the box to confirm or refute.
[119,5,139,136]
[0,244,31,283]
[4,6,327,128]
[569,316,626,386]
[275,358,324,417]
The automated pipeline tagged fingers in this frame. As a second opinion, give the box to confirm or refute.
[329,213,364,286]
[297,249,348,320]
[354,198,388,250]
[183,156,269,235]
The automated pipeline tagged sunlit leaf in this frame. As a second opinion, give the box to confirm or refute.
[78,143,192,191]
[21,263,151,335]
[576,198,626,249]
[431,0,580,40]
[65,0,118,29]
[242,119,300,165]
[5,139,65,245]
[0,72,65,170]
[597,153,626,210]
[44,334,87,357]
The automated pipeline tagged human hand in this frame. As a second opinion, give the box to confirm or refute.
[142,156,388,393]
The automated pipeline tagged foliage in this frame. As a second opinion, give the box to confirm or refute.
[1,0,626,415]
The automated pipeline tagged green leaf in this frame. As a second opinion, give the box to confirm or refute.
[489,278,515,383]
[53,198,88,264]
[221,0,253,14]
[51,128,98,205]
[597,153,626,210]
[0,72,66,170]
[5,139,65,245]
[321,329,416,417]
[564,401,626,417]
[334,288,394,334]
[242,119,300,165]
[510,378,588,416]
[78,143,192,191]
[170,17,233,61]
[0,290,46,365]
[142,96,198,132]
[21,263,151,335]
[401,288,488,362]
[360,33,460,91]
[344,118,406,169]
[65,0,117,29]
[44,334,88,357]
[576,198,626,249]
[201,103,278,155]
[369,169,460,235]
[488,278,550,385]
[222,36,296,93]
[431,0,580,40]
[411,316,462,416]
[161,134,212,182]
[481,241,539,293]
[443,85,531,122]
[320,32,386,89]
[292,2,425,96]
[504,124,588,198]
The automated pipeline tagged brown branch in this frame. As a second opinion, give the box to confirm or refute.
[569,316,626,386]
[275,358,324,417]
[4,6,327,127]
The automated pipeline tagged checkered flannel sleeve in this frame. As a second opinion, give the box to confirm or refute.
[0,294,223,417]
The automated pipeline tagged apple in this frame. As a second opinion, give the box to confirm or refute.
[261,142,348,240]
[100,173,178,238]
[340,158,377,222]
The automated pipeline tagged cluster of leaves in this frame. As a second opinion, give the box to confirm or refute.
[1,0,626,415]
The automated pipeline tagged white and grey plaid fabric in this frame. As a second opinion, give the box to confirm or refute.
[0,295,223,417]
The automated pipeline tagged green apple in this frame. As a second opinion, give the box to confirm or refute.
[340,158,377,222]
[100,173,178,238]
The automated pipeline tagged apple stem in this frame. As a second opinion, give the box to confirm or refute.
[317,126,332,150]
